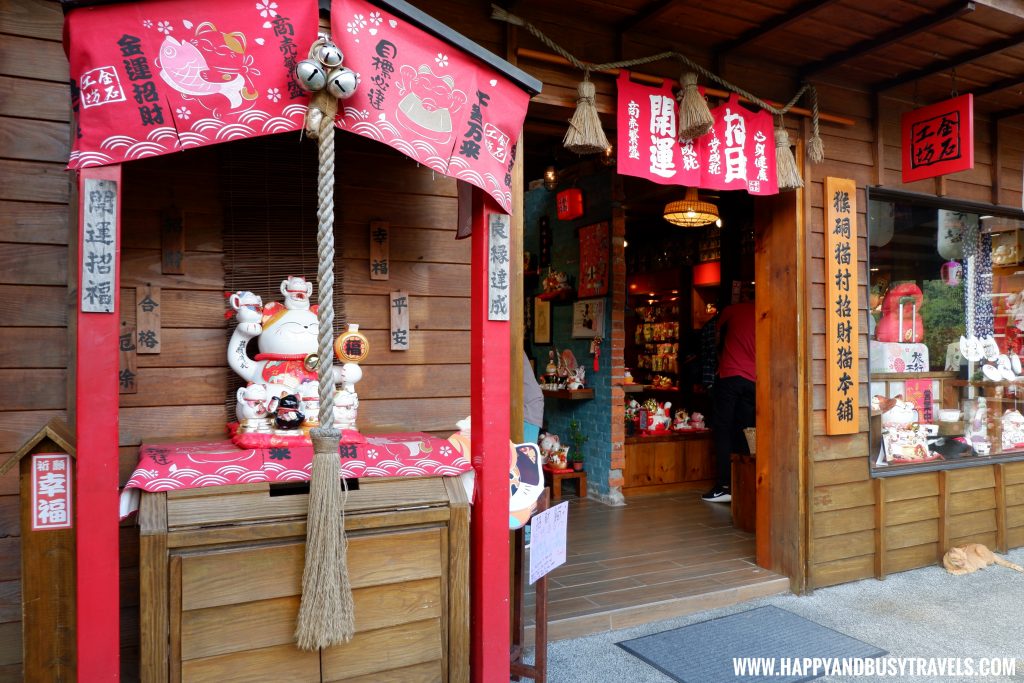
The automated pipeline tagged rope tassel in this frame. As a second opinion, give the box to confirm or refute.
[294,86,356,651]
[563,74,610,155]
[774,118,803,191]
[677,72,714,141]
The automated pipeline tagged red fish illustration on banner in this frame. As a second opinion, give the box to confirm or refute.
[65,0,318,168]
[331,0,528,213]
[616,71,700,186]
[699,94,777,195]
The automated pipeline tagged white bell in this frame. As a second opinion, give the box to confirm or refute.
[325,66,359,100]
[316,42,344,68]
[295,59,327,92]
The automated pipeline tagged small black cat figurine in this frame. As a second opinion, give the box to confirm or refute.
[273,394,305,431]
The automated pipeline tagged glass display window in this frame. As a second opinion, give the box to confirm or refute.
[868,191,1024,475]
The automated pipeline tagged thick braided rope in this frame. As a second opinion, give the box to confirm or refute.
[314,114,337,426]
[492,4,817,119]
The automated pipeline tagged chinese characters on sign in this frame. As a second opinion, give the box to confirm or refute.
[65,0,318,168]
[81,178,118,313]
[119,322,138,393]
[333,0,530,214]
[578,222,609,298]
[615,72,693,186]
[31,453,74,531]
[615,76,777,195]
[370,221,390,281]
[529,501,568,584]
[488,213,511,321]
[390,290,410,350]
[901,94,974,183]
[825,177,859,435]
[136,285,161,354]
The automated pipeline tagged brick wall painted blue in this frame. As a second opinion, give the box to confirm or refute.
[524,170,613,496]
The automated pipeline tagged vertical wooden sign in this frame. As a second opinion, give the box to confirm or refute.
[80,178,118,313]
[825,177,860,434]
[118,322,138,394]
[136,284,161,354]
[488,213,511,321]
[31,453,74,531]
[159,205,185,274]
[370,221,390,280]
[390,290,410,350]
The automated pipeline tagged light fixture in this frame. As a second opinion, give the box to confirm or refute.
[663,187,719,228]
[543,166,558,191]
[600,144,615,166]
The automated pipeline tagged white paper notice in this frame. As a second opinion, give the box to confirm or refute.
[529,501,568,584]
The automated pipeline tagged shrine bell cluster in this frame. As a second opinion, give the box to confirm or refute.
[295,39,358,99]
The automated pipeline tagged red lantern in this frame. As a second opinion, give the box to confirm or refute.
[556,188,584,221]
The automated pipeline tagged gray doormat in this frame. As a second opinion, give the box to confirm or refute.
[616,605,886,683]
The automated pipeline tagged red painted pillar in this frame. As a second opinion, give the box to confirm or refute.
[75,165,122,680]
[469,186,511,681]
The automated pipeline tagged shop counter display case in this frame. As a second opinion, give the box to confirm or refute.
[622,431,714,495]
[139,476,469,682]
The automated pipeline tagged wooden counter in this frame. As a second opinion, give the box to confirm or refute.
[623,430,714,495]
[139,476,469,682]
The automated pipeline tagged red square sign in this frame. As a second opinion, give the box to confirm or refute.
[31,453,73,531]
[901,94,973,183]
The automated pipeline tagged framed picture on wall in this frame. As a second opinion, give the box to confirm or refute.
[571,298,606,338]
[534,297,551,344]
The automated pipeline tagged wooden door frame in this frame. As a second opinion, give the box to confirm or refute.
[753,174,809,594]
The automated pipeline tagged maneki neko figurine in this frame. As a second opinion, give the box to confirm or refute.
[236,384,273,433]
[672,409,690,430]
[227,276,365,446]
[649,402,673,431]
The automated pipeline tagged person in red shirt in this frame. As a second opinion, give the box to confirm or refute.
[703,298,756,503]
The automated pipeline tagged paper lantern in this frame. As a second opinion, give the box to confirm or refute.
[556,188,584,221]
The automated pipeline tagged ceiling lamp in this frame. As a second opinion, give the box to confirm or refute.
[663,187,719,228]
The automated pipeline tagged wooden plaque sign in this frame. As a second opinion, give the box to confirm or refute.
[80,178,118,313]
[825,177,860,435]
[369,221,390,281]
[488,213,511,321]
[390,290,410,351]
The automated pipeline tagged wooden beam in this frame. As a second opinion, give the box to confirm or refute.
[716,0,841,56]
[971,73,1024,98]
[992,118,1003,206]
[875,31,1024,91]
[516,48,857,126]
[973,0,1024,19]
[801,1,976,79]
[616,0,677,33]
[74,164,122,680]
[992,104,1024,120]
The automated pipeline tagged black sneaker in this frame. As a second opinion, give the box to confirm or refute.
[702,486,731,503]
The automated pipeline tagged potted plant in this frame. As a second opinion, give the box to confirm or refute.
[567,417,587,471]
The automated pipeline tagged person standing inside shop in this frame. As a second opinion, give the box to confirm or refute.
[523,351,545,444]
[703,296,756,503]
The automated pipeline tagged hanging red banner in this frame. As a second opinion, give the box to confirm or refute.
[64,0,318,169]
[616,72,699,186]
[901,94,974,183]
[699,94,777,195]
[331,0,528,213]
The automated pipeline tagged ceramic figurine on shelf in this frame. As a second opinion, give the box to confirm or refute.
[271,394,304,433]
[673,409,690,430]
[968,397,991,455]
[226,275,362,445]
[297,380,320,430]
[566,366,586,390]
[236,384,273,433]
[690,412,705,430]
[332,324,369,432]
[228,290,263,324]
[541,268,572,295]
[649,401,672,431]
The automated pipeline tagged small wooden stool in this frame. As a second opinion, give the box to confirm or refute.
[543,465,586,500]
[730,454,756,533]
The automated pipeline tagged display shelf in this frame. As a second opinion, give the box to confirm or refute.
[536,289,574,302]
[872,371,958,380]
[542,388,594,400]
[622,383,647,393]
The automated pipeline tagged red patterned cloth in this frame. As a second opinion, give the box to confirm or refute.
[124,433,469,495]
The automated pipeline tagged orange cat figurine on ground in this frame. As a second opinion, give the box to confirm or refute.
[942,543,1024,575]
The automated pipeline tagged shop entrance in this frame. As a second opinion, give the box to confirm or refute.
[521,154,803,637]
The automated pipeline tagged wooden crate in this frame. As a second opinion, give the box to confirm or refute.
[139,476,469,682]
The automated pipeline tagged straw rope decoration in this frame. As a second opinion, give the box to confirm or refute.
[294,38,357,651]
[491,4,824,189]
